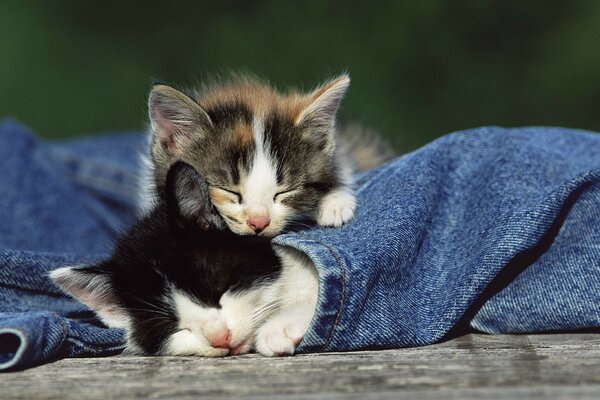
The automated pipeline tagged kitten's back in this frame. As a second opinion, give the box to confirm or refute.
[337,123,396,174]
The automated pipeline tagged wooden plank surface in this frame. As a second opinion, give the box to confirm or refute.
[3,333,600,399]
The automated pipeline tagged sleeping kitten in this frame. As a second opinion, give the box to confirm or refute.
[51,162,318,357]
[140,74,358,236]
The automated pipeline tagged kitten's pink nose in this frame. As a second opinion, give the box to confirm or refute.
[247,216,270,233]
[205,328,231,349]
[203,318,231,348]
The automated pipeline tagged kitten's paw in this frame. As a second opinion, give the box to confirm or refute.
[317,189,356,227]
[255,318,306,357]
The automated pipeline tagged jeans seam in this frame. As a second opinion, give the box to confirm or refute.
[65,336,124,354]
[47,314,70,362]
[315,240,346,351]
[0,328,28,370]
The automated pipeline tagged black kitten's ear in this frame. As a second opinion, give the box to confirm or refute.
[148,84,213,155]
[165,162,226,231]
[50,265,129,329]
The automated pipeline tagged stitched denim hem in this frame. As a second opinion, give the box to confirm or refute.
[0,328,27,370]
[272,236,346,353]
[0,313,68,372]
[64,337,124,355]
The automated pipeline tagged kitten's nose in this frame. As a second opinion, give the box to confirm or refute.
[247,216,270,233]
[205,328,231,349]
[203,319,231,349]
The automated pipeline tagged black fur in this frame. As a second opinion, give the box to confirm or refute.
[61,162,281,354]
[204,101,253,127]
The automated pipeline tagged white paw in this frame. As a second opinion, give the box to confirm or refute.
[255,316,307,357]
[317,189,356,227]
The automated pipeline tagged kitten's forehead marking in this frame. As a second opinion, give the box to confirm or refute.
[233,121,253,147]
[242,116,278,207]
[252,117,264,145]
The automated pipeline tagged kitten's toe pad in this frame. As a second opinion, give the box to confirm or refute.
[318,190,356,227]
[256,320,305,357]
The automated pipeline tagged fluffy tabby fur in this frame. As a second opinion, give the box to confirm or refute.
[140,74,392,236]
[52,162,318,357]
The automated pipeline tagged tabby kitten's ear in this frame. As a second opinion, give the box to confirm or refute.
[50,265,129,329]
[148,84,213,155]
[165,161,226,231]
[295,75,350,153]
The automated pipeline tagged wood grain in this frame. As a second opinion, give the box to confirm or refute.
[3,333,600,399]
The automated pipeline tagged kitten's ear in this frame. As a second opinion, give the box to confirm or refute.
[148,84,213,155]
[50,265,129,329]
[297,75,350,125]
[165,161,226,231]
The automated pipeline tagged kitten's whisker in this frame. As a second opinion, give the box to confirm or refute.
[252,300,283,323]
[121,290,172,315]
[285,220,315,230]
[121,306,172,317]
[139,316,173,326]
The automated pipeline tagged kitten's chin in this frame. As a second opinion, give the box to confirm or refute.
[226,223,280,237]
[227,225,257,236]
[229,339,252,355]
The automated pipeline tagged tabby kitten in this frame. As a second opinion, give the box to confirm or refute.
[140,75,357,236]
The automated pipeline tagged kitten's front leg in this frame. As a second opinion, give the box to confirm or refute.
[317,187,356,227]
[255,247,319,357]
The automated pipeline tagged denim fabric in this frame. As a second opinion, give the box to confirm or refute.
[0,119,139,370]
[283,127,600,352]
[2,119,600,371]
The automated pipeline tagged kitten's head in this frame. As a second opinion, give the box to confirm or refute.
[148,75,350,236]
[51,162,282,356]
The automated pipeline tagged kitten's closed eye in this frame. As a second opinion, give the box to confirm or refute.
[273,188,299,202]
[213,187,242,204]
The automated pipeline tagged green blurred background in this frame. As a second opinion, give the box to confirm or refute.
[2,0,600,151]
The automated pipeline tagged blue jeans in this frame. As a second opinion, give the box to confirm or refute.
[2,119,600,371]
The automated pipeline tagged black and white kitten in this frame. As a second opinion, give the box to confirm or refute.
[139,75,358,236]
[51,162,318,357]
